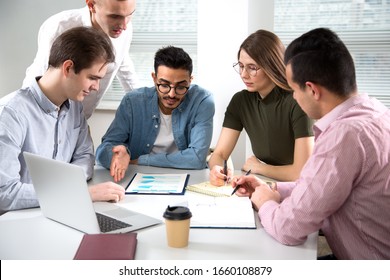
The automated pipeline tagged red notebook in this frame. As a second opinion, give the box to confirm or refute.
[74,233,137,260]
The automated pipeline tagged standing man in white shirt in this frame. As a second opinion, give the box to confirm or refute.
[23,0,139,119]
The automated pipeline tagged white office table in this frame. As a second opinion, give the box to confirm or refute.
[0,165,318,260]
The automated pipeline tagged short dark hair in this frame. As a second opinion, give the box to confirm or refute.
[48,26,115,74]
[284,28,357,97]
[154,46,193,75]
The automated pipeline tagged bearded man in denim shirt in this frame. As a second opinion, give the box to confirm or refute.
[96,46,215,182]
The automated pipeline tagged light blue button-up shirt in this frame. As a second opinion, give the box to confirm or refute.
[96,85,215,170]
[0,79,94,212]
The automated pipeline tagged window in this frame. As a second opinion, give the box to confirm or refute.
[102,0,198,102]
[274,0,390,107]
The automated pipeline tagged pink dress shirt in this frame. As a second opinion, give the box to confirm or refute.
[259,93,390,259]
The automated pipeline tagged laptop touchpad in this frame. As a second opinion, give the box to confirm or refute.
[103,207,137,219]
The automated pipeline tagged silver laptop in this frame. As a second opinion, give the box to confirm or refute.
[23,152,161,234]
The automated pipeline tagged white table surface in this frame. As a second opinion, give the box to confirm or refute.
[0,165,318,260]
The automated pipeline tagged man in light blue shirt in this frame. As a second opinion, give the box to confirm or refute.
[0,27,125,213]
[96,46,215,182]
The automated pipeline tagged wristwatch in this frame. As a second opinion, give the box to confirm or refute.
[266,181,275,191]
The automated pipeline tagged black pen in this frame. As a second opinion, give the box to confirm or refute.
[223,160,228,185]
[231,169,251,196]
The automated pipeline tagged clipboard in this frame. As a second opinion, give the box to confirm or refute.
[125,173,190,195]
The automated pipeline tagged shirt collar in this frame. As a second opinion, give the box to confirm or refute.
[314,93,369,138]
[30,77,70,117]
[256,86,285,104]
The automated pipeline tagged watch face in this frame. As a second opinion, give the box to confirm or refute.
[266,181,275,191]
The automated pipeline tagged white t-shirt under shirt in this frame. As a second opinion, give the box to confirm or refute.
[151,111,179,154]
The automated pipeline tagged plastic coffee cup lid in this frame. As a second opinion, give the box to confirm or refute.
[163,205,192,220]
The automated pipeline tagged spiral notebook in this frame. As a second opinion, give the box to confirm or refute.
[186,181,232,197]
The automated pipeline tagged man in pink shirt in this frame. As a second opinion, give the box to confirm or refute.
[233,28,390,259]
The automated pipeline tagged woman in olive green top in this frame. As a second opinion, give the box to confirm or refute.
[209,30,314,185]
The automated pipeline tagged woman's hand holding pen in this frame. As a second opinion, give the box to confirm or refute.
[209,164,233,186]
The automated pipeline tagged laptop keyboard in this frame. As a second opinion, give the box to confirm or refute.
[96,212,132,233]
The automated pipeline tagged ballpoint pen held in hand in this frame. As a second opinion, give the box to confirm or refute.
[231,169,251,196]
[223,160,228,185]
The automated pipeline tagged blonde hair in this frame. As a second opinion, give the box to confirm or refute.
[238,30,291,91]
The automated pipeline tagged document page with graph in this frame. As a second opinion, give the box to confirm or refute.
[125,173,190,195]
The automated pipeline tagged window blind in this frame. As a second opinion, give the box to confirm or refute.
[103,0,198,102]
[274,0,390,108]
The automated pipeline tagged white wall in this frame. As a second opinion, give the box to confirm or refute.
[196,0,274,167]
[0,0,275,169]
[0,0,82,95]
[197,0,248,168]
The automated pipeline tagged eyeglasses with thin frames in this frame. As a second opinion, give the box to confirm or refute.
[156,84,189,95]
[233,62,260,77]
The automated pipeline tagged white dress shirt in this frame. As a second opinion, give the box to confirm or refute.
[23,6,139,118]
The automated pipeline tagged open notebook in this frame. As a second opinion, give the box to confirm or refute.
[187,176,276,197]
[186,181,233,197]
[188,195,256,229]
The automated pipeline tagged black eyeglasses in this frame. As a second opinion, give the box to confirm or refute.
[233,62,260,77]
[157,84,189,95]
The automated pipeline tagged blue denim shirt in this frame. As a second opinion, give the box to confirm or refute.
[96,85,215,170]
